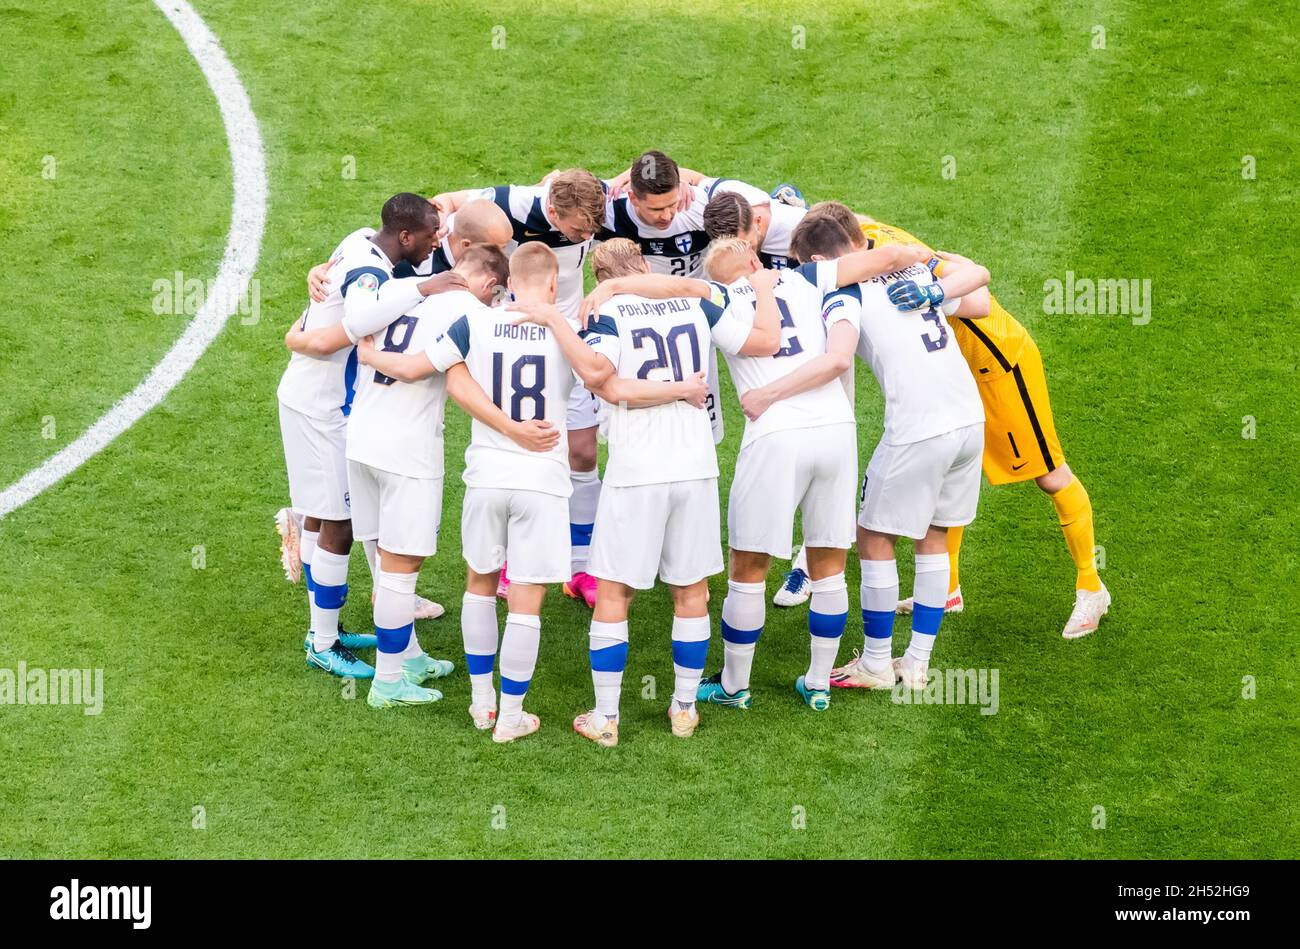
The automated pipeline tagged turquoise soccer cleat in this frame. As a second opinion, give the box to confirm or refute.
[306,642,375,679]
[302,627,378,652]
[795,675,831,711]
[401,653,454,685]
[697,671,752,710]
[366,678,442,708]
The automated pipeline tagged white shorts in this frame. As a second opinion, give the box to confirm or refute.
[347,460,443,558]
[279,401,350,521]
[461,487,570,584]
[588,478,724,590]
[858,423,984,540]
[566,384,600,431]
[728,423,857,559]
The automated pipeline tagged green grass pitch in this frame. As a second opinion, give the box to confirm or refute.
[1,0,1295,858]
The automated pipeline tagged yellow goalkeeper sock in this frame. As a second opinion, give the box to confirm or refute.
[1051,477,1102,592]
[945,525,963,595]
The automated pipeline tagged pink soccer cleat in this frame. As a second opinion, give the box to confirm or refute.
[563,571,598,608]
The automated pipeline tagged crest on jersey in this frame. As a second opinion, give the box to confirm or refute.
[355,272,379,293]
[649,241,664,254]
[675,234,693,254]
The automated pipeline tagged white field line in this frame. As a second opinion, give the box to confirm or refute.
[0,0,267,519]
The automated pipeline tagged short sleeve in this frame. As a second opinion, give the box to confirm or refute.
[705,291,752,355]
[580,311,620,368]
[426,315,470,371]
[821,284,863,333]
[793,260,839,296]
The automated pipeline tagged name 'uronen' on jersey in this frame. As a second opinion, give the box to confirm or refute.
[823,261,984,446]
[346,289,488,480]
[427,308,579,498]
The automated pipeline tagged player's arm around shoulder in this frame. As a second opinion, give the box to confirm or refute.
[284,316,351,357]
[833,242,930,286]
[444,362,561,454]
[734,268,782,356]
[507,302,616,391]
[934,250,991,318]
[355,334,436,382]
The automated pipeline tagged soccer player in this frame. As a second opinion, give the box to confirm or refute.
[429,172,609,608]
[554,238,783,746]
[785,215,992,689]
[289,243,558,707]
[583,236,927,710]
[700,177,806,271]
[277,193,464,679]
[804,201,1111,639]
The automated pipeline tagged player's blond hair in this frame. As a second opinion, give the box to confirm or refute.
[590,238,647,283]
[703,237,754,283]
[807,201,869,249]
[548,169,606,234]
[509,242,558,289]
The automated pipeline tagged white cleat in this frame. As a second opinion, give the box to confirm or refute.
[829,651,896,690]
[774,568,811,607]
[1062,583,1110,639]
[667,703,700,738]
[893,654,930,690]
[469,704,497,731]
[274,507,302,584]
[896,585,963,615]
[493,712,541,744]
[414,595,445,620]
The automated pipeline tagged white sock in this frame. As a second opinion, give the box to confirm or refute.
[589,619,628,722]
[309,547,349,652]
[301,528,319,617]
[374,570,417,683]
[906,552,949,664]
[860,559,899,674]
[720,580,765,694]
[461,592,500,709]
[792,544,808,574]
[568,466,601,576]
[671,614,710,710]
[806,572,848,690]
[499,613,541,726]
[362,538,379,584]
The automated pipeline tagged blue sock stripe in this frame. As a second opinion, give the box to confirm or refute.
[375,622,414,654]
[589,642,628,672]
[303,563,315,592]
[863,609,895,640]
[671,638,709,670]
[721,619,762,645]
[500,676,531,696]
[313,581,348,610]
[465,652,496,676]
[570,522,594,547]
[809,609,848,639]
[912,603,945,635]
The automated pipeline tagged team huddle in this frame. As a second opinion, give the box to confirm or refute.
[274,151,1111,746]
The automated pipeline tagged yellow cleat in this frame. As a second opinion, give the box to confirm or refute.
[667,703,700,738]
[573,710,618,747]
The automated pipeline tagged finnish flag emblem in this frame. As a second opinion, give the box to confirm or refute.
[675,234,693,254]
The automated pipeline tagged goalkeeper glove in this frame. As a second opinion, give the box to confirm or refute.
[887,279,945,311]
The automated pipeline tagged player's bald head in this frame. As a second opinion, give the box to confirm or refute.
[509,243,558,293]
[789,214,855,264]
[703,237,758,283]
[590,238,648,283]
[806,201,868,250]
[452,198,512,249]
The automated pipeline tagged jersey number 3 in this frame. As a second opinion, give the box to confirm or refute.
[919,306,949,352]
[492,353,546,421]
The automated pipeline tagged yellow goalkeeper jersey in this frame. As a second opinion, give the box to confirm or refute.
[859,218,1030,377]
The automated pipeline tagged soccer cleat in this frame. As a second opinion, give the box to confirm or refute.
[413,595,445,620]
[1062,583,1110,640]
[367,678,441,708]
[774,567,811,607]
[696,671,752,709]
[893,654,930,690]
[573,710,618,747]
[496,565,510,600]
[668,703,700,738]
[401,653,454,685]
[303,627,377,653]
[274,507,302,583]
[563,571,598,608]
[795,675,832,711]
[306,642,375,679]
[493,712,541,744]
[896,585,964,615]
[469,704,498,731]
[829,651,896,689]
[770,182,807,209]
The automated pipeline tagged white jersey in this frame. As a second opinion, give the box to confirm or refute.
[426,307,577,498]
[822,261,983,445]
[476,183,595,320]
[601,185,711,277]
[713,262,856,448]
[346,289,485,479]
[276,228,426,421]
[705,178,806,270]
[584,291,747,487]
